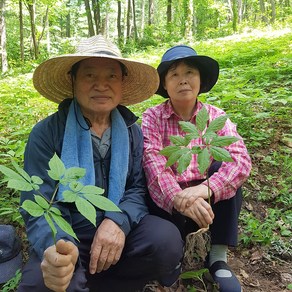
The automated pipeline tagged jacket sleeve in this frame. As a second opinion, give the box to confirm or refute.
[104,123,148,236]
[20,115,75,260]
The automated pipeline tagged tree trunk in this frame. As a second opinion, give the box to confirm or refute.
[148,0,154,25]
[132,0,138,40]
[140,0,145,36]
[126,0,131,39]
[66,0,71,37]
[19,0,24,62]
[0,0,8,73]
[167,0,172,23]
[184,0,193,39]
[117,0,122,40]
[92,0,100,34]
[269,0,276,23]
[84,0,95,36]
[259,0,268,22]
[26,1,38,59]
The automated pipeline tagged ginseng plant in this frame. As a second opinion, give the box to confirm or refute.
[0,153,120,243]
[159,106,240,205]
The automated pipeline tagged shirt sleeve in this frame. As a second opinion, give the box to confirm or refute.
[202,116,252,203]
[142,108,182,213]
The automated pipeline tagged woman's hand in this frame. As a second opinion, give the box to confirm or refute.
[89,218,125,274]
[173,184,214,228]
[41,239,78,292]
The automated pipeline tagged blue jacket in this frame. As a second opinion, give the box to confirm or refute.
[20,99,149,259]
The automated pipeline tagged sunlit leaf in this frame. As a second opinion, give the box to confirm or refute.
[21,200,44,217]
[180,269,209,279]
[11,160,31,182]
[207,115,228,132]
[51,212,79,241]
[31,175,43,185]
[210,146,234,162]
[84,194,121,212]
[44,213,57,242]
[34,195,49,210]
[0,165,25,181]
[75,197,96,226]
[166,148,189,167]
[48,153,65,180]
[7,179,33,191]
[169,135,186,146]
[62,190,77,203]
[178,121,200,138]
[50,207,62,216]
[69,181,84,192]
[81,185,104,195]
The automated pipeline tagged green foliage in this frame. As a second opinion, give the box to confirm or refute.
[160,107,239,176]
[0,154,121,243]
[180,268,210,291]
[0,269,21,292]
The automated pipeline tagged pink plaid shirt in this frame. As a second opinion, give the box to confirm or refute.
[142,100,252,213]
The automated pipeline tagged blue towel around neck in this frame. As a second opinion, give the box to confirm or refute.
[57,99,129,206]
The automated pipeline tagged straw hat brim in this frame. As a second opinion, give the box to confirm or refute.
[156,55,219,98]
[33,53,159,106]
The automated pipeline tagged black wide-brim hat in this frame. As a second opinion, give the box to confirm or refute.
[156,45,219,98]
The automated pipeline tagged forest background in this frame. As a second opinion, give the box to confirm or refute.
[0,0,291,291]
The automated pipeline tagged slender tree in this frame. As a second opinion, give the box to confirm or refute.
[0,0,7,72]
[84,0,95,36]
[19,0,24,61]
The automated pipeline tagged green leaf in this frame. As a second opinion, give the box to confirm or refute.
[75,197,96,226]
[178,121,200,138]
[210,136,240,147]
[207,115,228,132]
[180,268,209,279]
[159,145,181,157]
[50,207,62,216]
[197,148,211,175]
[34,195,49,210]
[44,213,57,241]
[21,200,44,217]
[166,148,189,168]
[210,146,234,162]
[191,146,202,154]
[7,179,33,191]
[31,175,43,185]
[69,181,84,192]
[203,130,217,141]
[84,194,121,212]
[11,160,31,182]
[177,152,192,174]
[51,212,79,241]
[196,107,209,132]
[169,135,186,146]
[0,165,26,181]
[61,167,86,184]
[62,190,77,203]
[48,153,66,181]
[81,185,104,195]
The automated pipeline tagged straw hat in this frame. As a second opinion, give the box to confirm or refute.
[33,35,159,106]
[156,45,219,98]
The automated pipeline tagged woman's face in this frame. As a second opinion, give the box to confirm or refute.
[164,60,200,107]
[74,57,123,117]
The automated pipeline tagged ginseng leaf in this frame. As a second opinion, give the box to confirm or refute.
[169,135,187,146]
[11,160,31,182]
[0,165,27,182]
[21,200,44,217]
[83,194,121,212]
[50,212,79,241]
[34,195,49,210]
[48,153,66,181]
[159,145,181,157]
[61,167,86,185]
[44,213,57,242]
[62,190,77,203]
[165,148,189,168]
[177,152,192,174]
[210,136,240,147]
[196,107,209,132]
[210,146,234,162]
[81,185,104,196]
[207,115,228,132]
[178,121,200,138]
[197,148,211,175]
[75,197,96,227]
[7,179,34,191]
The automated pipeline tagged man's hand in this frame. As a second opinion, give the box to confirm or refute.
[173,184,214,228]
[89,218,125,274]
[41,239,78,292]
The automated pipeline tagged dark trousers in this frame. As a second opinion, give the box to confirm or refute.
[146,162,242,247]
[17,215,184,292]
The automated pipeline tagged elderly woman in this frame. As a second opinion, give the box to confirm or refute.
[18,36,183,292]
[142,45,252,292]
